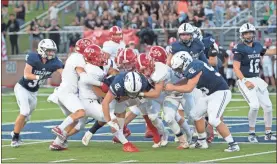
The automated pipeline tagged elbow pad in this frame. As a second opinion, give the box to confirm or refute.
[79,72,102,86]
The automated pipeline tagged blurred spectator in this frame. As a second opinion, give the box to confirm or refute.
[14,1,26,27]
[131,1,141,14]
[75,6,87,26]
[38,19,47,39]
[176,0,189,17]
[214,1,225,27]
[96,2,108,16]
[36,0,45,10]
[47,19,61,52]
[48,2,59,21]
[193,3,205,27]
[150,13,161,29]
[1,0,9,18]
[95,17,103,29]
[136,21,157,50]
[204,1,214,21]
[102,10,111,29]
[2,16,7,39]
[28,19,41,52]
[84,12,96,30]
[150,2,160,20]
[201,17,215,28]
[226,2,240,20]
[267,10,276,33]
[68,33,81,53]
[7,14,20,55]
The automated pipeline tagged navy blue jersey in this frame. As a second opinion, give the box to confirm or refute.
[183,60,229,95]
[232,41,266,78]
[171,39,208,64]
[18,52,63,92]
[202,36,215,57]
[109,72,152,98]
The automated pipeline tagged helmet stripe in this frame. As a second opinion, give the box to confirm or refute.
[246,23,249,29]
[132,72,136,91]
[124,49,127,61]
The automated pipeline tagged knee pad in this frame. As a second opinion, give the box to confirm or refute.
[25,115,31,122]
[20,110,30,117]
[148,113,159,122]
[249,102,259,110]
[164,114,175,125]
[129,106,141,116]
[208,118,221,128]
[190,110,202,121]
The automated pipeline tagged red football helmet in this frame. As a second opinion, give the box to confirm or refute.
[75,38,93,54]
[135,53,155,78]
[264,38,272,47]
[83,44,107,66]
[115,48,137,71]
[109,26,123,43]
[148,46,168,64]
[168,37,177,44]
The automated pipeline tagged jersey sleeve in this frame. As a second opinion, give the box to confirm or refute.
[198,51,209,64]
[102,41,114,55]
[184,62,203,79]
[54,57,64,70]
[25,53,38,67]
[72,53,86,68]
[232,46,243,62]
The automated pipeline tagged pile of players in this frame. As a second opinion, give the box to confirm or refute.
[11,22,276,153]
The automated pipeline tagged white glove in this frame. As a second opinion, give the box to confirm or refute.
[107,121,120,131]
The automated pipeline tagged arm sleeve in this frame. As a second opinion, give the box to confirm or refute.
[198,50,209,64]
[25,54,37,66]
[102,42,113,55]
[232,48,243,62]
[79,72,102,86]
[72,54,86,68]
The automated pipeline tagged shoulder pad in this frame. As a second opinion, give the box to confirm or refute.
[151,62,168,83]
[184,61,203,79]
[25,53,40,66]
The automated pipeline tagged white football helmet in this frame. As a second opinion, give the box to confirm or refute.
[177,23,195,45]
[37,39,57,60]
[193,26,203,41]
[239,23,256,43]
[171,51,193,72]
[124,72,142,98]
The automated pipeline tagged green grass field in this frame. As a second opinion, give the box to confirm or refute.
[1,88,276,163]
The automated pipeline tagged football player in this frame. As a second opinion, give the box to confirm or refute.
[165,51,240,152]
[135,52,193,149]
[226,42,237,92]
[11,39,63,147]
[233,23,276,142]
[102,26,126,60]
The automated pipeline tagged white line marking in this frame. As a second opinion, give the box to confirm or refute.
[2,107,59,113]
[118,160,138,163]
[49,159,76,163]
[2,140,49,147]
[2,158,16,161]
[199,150,276,163]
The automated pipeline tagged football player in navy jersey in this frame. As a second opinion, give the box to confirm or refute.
[165,51,240,152]
[233,23,276,143]
[166,23,209,66]
[11,39,63,147]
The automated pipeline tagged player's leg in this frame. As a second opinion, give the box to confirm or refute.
[237,79,260,143]
[207,90,239,152]
[11,83,34,147]
[163,97,189,149]
[146,100,167,147]
[257,89,276,140]
[52,92,86,140]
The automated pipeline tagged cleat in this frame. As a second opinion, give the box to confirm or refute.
[10,139,20,148]
[189,140,208,149]
[161,131,169,147]
[152,142,161,148]
[122,142,139,152]
[51,126,67,141]
[82,131,93,146]
[248,133,258,143]
[224,142,240,152]
[174,136,179,143]
[49,142,68,151]
[264,132,276,141]
[11,131,23,145]
[177,142,189,149]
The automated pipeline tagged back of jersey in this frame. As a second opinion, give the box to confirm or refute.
[59,52,86,94]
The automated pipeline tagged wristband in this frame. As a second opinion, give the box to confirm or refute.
[138,92,144,97]
[35,75,40,80]
[241,78,247,83]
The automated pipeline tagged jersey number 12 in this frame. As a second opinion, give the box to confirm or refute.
[249,59,260,73]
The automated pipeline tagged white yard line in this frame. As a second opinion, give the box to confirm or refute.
[199,150,276,163]
[117,160,138,163]
[2,158,16,161]
[2,140,49,147]
[49,159,76,163]
[2,107,59,113]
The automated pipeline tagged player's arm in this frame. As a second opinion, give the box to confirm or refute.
[92,86,107,98]
[265,48,276,56]
[140,81,164,98]
[77,67,105,87]
[233,61,244,80]
[164,71,201,93]
[166,53,173,66]
[102,90,115,122]
[24,63,41,80]
[56,68,63,75]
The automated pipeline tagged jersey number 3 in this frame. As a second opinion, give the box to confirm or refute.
[28,79,45,88]
[249,59,260,73]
